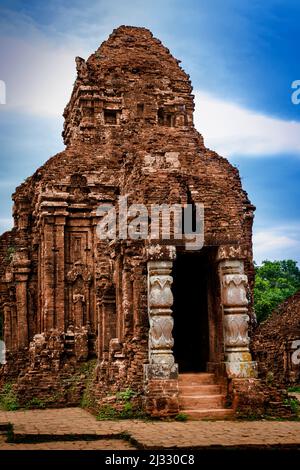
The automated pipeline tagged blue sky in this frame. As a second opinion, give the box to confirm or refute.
[0,0,299,264]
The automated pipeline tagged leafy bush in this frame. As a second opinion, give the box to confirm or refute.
[0,383,20,411]
[25,397,47,409]
[116,388,136,401]
[80,359,97,410]
[288,386,300,393]
[119,402,134,419]
[254,260,300,322]
[284,397,300,415]
[175,412,188,421]
[97,388,146,420]
[97,404,118,420]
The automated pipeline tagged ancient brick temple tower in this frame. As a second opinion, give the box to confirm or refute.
[0,26,258,417]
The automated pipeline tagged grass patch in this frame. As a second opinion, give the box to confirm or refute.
[97,388,146,420]
[96,404,118,420]
[80,389,96,409]
[24,397,47,409]
[284,397,300,415]
[116,388,136,401]
[96,402,147,421]
[288,386,300,393]
[174,412,188,422]
[80,359,97,410]
[79,359,97,375]
[0,383,20,411]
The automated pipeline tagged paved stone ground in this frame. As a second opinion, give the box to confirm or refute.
[0,436,135,450]
[1,408,300,450]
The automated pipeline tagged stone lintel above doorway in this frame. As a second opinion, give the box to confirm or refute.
[145,244,176,262]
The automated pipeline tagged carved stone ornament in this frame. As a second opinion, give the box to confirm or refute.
[217,245,242,261]
[149,275,173,308]
[219,259,257,378]
[221,274,248,306]
[149,316,174,350]
[73,293,85,304]
[147,260,176,374]
[66,261,92,284]
[224,314,250,349]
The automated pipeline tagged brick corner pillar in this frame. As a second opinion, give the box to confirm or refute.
[218,257,257,379]
[53,207,67,331]
[39,198,68,332]
[13,249,31,349]
[143,245,179,417]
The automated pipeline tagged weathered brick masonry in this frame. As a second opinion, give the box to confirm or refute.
[252,290,300,386]
[0,26,263,416]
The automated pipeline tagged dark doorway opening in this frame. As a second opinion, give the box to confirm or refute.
[172,252,209,372]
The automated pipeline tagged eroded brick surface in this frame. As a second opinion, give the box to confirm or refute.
[252,290,300,385]
[0,26,257,417]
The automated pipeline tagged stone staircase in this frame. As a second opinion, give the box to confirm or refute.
[178,373,234,420]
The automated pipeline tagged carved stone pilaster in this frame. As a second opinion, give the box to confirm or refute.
[67,261,93,329]
[12,249,31,348]
[219,259,257,378]
[54,209,67,331]
[130,260,144,336]
[145,260,178,379]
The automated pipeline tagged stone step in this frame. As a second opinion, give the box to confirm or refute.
[178,384,221,395]
[183,408,234,420]
[178,373,215,385]
[179,394,225,409]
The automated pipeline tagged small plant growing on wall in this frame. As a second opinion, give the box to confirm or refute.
[116,388,136,402]
[284,397,300,416]
[0,383,20,411]
[97,388,146,420]
[6,246,15,262]
[174,412,188,422]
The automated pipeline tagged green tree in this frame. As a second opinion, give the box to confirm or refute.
[254,260,300,323]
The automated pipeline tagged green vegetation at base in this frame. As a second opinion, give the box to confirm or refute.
[96,388,146,420]
[96,404,118,420]
[288,386,300,393]
[80,359,97,410]
[284,397,300,415]
[174,412,188,421]
[0,383,20,411]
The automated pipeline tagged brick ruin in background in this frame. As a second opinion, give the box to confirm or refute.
[0,26,281,418]
[252,290,300,386]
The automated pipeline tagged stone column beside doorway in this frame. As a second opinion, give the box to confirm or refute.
[219,258,257,378]
[143,246,179,417]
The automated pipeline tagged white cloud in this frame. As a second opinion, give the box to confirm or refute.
[253,224,300,265]
[2,10,300,163]
[0,218,13,233]
[0,1,173,118]
[194,91,300,157]
[4,49,300,159]
[0,35,79,117]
